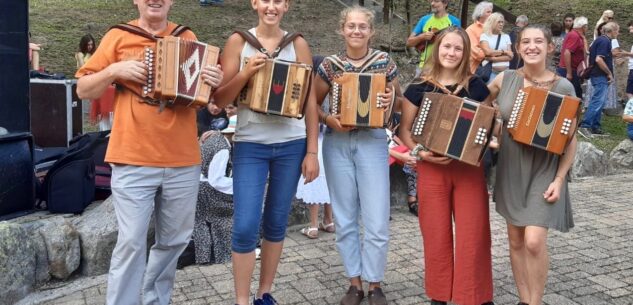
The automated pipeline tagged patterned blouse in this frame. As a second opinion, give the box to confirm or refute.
[317,49,398,86]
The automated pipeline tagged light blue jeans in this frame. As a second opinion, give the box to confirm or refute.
[323,128,390,282]
[581,75,609,130]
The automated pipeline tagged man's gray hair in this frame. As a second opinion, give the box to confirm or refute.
[472,1,493,22]
[516,15,529,25]
[573,16,588,29]
[602,21,619,34]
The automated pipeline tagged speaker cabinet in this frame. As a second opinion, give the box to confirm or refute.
[30,79,84,147]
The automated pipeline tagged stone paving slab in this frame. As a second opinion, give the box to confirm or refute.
[16,173,633,305]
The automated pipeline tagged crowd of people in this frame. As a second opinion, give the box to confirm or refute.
[70,0,633,305]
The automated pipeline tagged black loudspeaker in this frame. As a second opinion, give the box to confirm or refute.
[0,1,30,133]
[0,1,34,217]
[0,133,35,217]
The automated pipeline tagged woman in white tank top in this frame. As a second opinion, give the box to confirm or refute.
[212,1,319,305]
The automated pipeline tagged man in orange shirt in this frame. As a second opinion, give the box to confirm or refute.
[75,1,223,304]
[466,1,493,73]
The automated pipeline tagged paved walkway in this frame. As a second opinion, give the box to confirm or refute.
[17,174,633,305]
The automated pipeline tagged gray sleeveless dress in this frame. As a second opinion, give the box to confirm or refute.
[494,70,575,232]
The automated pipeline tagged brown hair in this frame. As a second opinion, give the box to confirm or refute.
[416,26,472,91]
[337,5,376,34]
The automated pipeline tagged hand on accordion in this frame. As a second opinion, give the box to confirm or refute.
[110,60,148,85]
[201,64,224,89]
[325,114,355,132]
[243,53,268,76]
[419,150,452,165]
[377,86,393,109]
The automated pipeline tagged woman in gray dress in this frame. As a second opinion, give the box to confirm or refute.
[486,25,577,305]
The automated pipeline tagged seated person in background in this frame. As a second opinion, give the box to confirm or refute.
[29,32,41,71]
[387,122,419,217]
[193,115,236,264]
[197,102,228,136]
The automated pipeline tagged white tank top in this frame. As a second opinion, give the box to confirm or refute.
[233,28,307,144]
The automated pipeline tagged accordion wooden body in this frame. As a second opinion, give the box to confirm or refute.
[329,72,390,128]
[238,59,312,118]
[411,92,496,166]
[142,36,220,107]
[507,86,580,155]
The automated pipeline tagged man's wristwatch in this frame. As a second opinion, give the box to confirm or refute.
[409,144,427,161]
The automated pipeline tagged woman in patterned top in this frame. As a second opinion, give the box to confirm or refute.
[399,27,494,305]
[312,5,400,305]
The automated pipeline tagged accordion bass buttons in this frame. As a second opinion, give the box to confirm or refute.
[474,127,487,145]
[143,47,155,95]
[413,98,432,136]
[560,118,572,135]
[508,90,526,129]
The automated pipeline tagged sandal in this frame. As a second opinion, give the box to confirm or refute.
[318,222,335,233]
[407,200,418,217]
[300,227,318,239]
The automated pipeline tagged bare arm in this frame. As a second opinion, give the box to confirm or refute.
[76,60,147,100]
[623,114,633,123]
[212,34,267,108]
[406,31,435,48]
[543,133,577,203]
[563,49,573,79]
[485,72,505,137]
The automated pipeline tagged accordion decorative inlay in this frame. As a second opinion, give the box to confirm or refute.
[329,72,390,128]
[142,36,220,107]
[411,92,496,166]
[507,86,580,155]
[238,59,312,118]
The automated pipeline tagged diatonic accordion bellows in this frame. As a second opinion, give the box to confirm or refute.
[506,86,580,155]
[411,92,496,166]
[329,72,391,128]
[142,36,220,107]
[238,59,312,118]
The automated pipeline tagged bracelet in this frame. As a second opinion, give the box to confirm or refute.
[554,175,564,181]
[321,113,330,124]
[409,144,426,161]
[306,152,318,156]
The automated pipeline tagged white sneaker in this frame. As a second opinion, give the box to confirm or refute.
[255,247,261,260]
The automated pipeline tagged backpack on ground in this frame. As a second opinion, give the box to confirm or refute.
[36,131,108,214]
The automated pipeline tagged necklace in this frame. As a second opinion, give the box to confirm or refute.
[345,48,370,61]
[519,69,558,89]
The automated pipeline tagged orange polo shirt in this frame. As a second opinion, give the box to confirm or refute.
[76,20,201,167]
[466,22,486,74]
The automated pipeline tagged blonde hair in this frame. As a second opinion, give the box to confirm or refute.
[416,27,472,91]
[483,12,505,35]
[337,5,376,34]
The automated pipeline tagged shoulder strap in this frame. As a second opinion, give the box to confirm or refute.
[358,50,384,73]
[109,23,158,41]
[233,31,303,58]
[170,25,191,37]
[422,77,464,96]
[325,55,346,71]
[273,32,302,58]
[494,34,502,50]
[109,23,191,41]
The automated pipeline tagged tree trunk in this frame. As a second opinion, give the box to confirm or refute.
[383,0,390,24]
[405,0,411,30]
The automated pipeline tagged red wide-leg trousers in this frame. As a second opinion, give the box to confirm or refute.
[417,160,493,305]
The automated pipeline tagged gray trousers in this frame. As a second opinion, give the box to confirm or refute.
[106,164,200,305]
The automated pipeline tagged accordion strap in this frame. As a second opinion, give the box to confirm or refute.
[234,30,303,58]
[422,77,464,96]
[109,23,192,41]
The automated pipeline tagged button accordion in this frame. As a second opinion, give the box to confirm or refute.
[238,59,312,118]
[329,72,391,128]
[411,92,496,166]
[506,86,580,155]
[142,36,220,107]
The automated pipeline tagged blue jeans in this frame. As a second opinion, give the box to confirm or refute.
[556,67,583,99]
[231,139,306,253]
[627,124,633,140]
[323,128,390,282]
[581,75,609,130]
